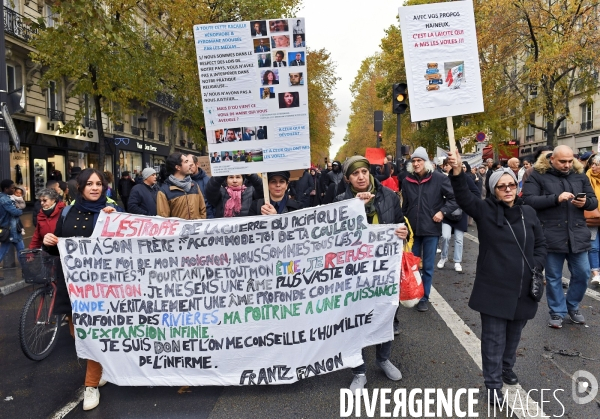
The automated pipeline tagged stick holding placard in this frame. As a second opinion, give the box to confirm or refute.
[446,116,456,154]
[261,173,269,206]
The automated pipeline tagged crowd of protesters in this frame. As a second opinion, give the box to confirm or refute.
[3,143,600,409]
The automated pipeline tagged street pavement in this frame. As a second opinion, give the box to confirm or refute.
[2,225,600,418]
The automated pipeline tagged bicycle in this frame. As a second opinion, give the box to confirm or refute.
[18,249,64,361]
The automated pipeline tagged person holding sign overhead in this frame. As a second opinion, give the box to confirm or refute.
[42,169,118,411]
[249,171,300,215]
[205,173,263,218]
[334,156,409,392]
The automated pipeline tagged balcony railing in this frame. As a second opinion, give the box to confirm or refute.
[4,7,38,43]
[158,134,166,142]
[581,120,593,131]
[559,127,567,136]
[113,123,124,132]
[146,131,154,140]
[47,108,65,123]
[131,126,140,136]
[155,92,180,111]
[84,117,97,129]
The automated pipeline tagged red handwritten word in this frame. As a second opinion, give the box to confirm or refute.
[101,217,180,237]
[324,244,374,268]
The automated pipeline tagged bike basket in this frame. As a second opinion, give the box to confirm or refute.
[20,249,61,284]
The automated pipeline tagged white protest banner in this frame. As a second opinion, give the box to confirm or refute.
[194,19,310,175]
[398,1,484,122]
[62,200,402,386]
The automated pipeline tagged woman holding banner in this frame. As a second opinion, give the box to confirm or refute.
[42,169,117,411]
[334,155,408,392]
[205,174,264,218]
[249,171,300,215]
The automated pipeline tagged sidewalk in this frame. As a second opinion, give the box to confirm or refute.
[0,212,35,296]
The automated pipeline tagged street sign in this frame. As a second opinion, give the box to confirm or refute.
[476,132,486,142]
[1,102,20,151]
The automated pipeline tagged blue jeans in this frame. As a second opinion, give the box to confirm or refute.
[545,252,590,318]
[411,235,439,302]
[589,232,600,272]
[0,239,25,267]
[440,223,464,263]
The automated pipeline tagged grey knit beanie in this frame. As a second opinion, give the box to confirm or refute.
[489,168,517,192]
[411,146,429,162]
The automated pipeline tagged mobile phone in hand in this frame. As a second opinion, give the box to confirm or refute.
[576,193,586,200]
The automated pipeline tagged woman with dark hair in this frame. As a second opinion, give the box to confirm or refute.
[262,70,278,85]
[249,172,300,215]
[42,169,116,411]
[447,150,546,406]
[279,91,299,108]
[334,156,409,392]
[205,174,264,218]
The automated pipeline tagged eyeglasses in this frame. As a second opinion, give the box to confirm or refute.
[496,183,517,191]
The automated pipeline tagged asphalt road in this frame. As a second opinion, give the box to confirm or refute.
[2,225,600,418]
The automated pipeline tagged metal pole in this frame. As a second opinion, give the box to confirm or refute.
[395,113,402,167]
[0,5,10,180]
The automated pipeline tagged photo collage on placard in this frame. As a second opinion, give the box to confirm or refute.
[251,18,305,110]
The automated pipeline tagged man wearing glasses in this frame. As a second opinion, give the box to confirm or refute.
[127,167,158,216]
[522,145,597,329]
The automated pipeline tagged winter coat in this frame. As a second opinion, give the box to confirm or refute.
[248,197,301,215]
[118,177,136,198]
[335,178,404,225]
[294,170,314,209]
[156,181,207,220]
[191,169,215,219]
[0,192,23,242]
[443,173,479,232]
[522,156,597,253]
[29,201,66,249]
[128,183,158,216]
[205,174,263,218]
[401,170,458,236]
[327,170,344,187]
[450,171,547,320]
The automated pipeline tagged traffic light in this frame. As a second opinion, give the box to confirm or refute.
[392,83,408,114]
[376,132,382,148]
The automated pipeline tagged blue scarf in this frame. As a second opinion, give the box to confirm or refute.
[271,195,288,214]
[74,195,107,214]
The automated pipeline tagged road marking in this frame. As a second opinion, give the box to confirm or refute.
[48,386,84,419]
[464,233,600,303]
[430,286,547,418]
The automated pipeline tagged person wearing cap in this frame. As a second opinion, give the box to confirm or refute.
[334,155,409,392]
[117,171,136,212]
[326,160,343,189]
[401,147,458,312]
[522,145,597,329]
[205,172,263,218]
[447,149,546,407]
[249,171,300,215]
[127,167,159,216]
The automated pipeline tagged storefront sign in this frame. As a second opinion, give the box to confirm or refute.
[114,136,170,156]
[64,200,401,386]
[35,116,99,142]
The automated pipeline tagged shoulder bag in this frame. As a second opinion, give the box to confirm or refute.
[504,210,545,302]
[0,226,10,242]
[584,208,600,227]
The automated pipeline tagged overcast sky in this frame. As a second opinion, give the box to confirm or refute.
[299,1,401,159]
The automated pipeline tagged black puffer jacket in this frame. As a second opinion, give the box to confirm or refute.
[401,169,458,236]
[293,170,314,209]
[205,174,264,218]
[522,157,597,253]
[451,171,547,320]
[249,197,301,215]
[335,178,403,224]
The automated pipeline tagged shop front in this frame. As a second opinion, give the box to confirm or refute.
[108,135,170,180]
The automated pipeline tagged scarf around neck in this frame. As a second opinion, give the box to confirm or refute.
[224,185,247,217]
[42,202,57,217]
[168,175,194,193]
[74,195,107,214]
[587,169,600,207]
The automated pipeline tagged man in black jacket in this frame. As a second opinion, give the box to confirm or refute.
[127,168,158,216]
[522,145,597,328]
[292,169,314,208]
[117,171,136,211]
[401,147,458,312]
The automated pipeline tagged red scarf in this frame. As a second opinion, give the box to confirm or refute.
[224,185,247,217]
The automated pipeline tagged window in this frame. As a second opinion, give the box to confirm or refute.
[46,4,56,28]
[6,63,22,91]
[510,127,518,140]
[4,0,19,12]
[48,81,60,111]
[83,94,96,128]
[558,119,567,136]
[581,103,593,131]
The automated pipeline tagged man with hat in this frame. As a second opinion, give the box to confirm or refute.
[249,171,300,215]
[127,168,159,216]
[401,147,458,312]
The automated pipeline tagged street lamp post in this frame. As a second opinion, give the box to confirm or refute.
[138,113,148,168]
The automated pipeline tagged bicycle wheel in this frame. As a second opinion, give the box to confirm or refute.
[19,286,62,361]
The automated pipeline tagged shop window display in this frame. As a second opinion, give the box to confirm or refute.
[33,158,46,199]
[10,146,31,201]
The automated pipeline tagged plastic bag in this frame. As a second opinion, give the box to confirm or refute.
[400,252,424,308]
